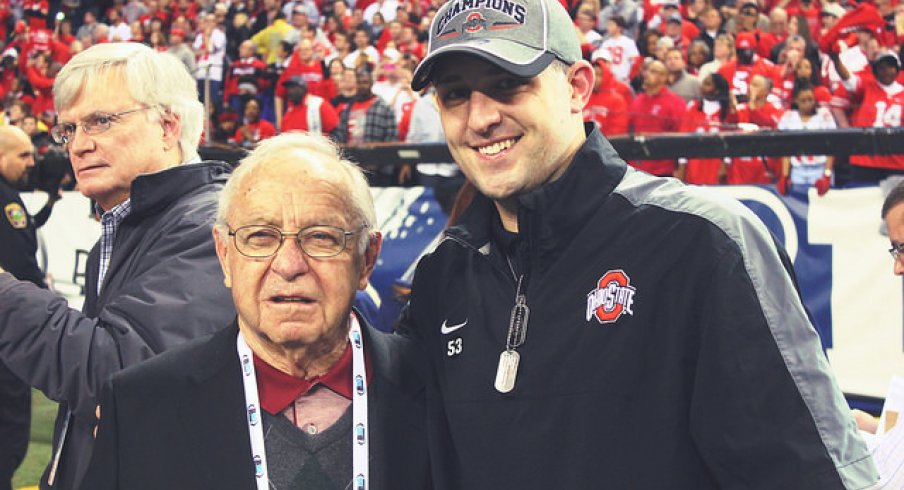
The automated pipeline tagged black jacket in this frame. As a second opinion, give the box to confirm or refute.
[0,161,236,489]
[80,318,431,490]
[0,177,50,287]
[402,125,877,489]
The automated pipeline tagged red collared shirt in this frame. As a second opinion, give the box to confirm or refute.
[253,340,373,433]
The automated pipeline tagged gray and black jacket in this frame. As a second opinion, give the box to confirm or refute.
[0,161,236,489]
[401,124,878,490]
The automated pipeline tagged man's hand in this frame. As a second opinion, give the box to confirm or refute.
[397,164,413,185]
[852,409,878,434]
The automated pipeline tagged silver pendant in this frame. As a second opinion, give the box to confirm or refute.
[494,349,520,393]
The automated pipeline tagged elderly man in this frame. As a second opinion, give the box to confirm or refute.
[402,0,878,488]
[0,43,234,489]
[79,132,429,490]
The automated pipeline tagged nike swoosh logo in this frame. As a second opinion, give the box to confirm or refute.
[440,319,468,335]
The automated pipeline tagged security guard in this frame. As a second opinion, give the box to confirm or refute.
[0,125,57,490]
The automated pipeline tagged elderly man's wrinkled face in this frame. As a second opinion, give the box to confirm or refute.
[215,157,378,359]
[58,69,179,211]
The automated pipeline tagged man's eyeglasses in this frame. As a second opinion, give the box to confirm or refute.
[50,106,157,145]
[890,243,904,263]
[228,224,368,259]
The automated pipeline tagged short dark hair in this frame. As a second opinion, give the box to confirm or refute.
[609,15,626,30]
[882,180,904,219]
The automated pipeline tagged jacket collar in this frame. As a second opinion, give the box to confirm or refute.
[447,124,627,273]
[188,309,403,388]
[128,161,231,221]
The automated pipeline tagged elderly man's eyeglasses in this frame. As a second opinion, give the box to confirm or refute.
[229,224,368,258]
[50,106,157,145]
[890,243,904,263]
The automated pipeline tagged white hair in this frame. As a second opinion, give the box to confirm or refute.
[53,42,203,161]
[216,131,377,254]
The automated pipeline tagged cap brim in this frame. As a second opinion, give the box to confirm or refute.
[411,38,556,91]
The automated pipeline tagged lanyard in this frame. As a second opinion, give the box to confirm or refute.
[237,313,370,490]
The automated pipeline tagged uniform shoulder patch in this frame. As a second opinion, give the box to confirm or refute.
[4,202,27,229]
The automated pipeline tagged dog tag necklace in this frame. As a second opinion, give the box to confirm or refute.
[495,274,530,393]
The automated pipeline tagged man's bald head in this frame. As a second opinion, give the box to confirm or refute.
[0,125,34,188]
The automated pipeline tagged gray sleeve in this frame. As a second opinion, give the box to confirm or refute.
[0,213,234,420]
[686,216,878,489]
[688,245,876,488]
[614,173,878,489]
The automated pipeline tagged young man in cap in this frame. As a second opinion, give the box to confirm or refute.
[402,0,878,488]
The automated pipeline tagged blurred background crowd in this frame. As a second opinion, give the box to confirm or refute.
[0,0,902,192]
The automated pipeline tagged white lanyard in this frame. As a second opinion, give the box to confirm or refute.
[237,313,370,490]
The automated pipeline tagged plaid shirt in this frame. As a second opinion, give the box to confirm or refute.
[334,95,397,144]
[96,199,132,295]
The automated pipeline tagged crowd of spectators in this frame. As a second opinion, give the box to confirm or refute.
[575,0,904,189]
[0,0,901,190]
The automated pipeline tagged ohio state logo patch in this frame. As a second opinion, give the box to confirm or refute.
[463,12,487,32]
[586,269,636,324]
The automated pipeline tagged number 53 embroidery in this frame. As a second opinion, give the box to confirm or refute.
[447,338,462,357]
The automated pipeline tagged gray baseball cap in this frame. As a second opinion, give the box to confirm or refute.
[411,0,582,90]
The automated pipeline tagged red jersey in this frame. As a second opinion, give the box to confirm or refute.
[778,73,832,108]
[679,102,736,184]
[846,75,904,169]
[0,1,11,43]
[278,53,328,100]
[234,119,276,145]
[584,90,629,137]
[22,0,47,30]
[758,31,783,61]
[27,27,52,54]
[718,58,781,100]
[628,87,686,176]
[26,65,53,115]
[139,11,169,30]
[282,95,339,136]
[397,41,425,61]
[729,103,784,183]
[0,67,15,95]
[397,99,417,141]
[223,57,268,103]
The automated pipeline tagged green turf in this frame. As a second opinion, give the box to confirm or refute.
[12,389,57,489]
